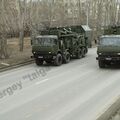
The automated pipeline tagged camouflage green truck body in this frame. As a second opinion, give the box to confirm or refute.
[31,26,88,66]
[97,26,120,68]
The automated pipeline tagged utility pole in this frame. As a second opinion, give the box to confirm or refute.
[78,0,81,24]
[86,0,89,25]
[116,0,119,24]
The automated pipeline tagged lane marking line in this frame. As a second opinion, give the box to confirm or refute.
[35,79,49,85]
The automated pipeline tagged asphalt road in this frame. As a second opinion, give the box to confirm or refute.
[0,48,120,120]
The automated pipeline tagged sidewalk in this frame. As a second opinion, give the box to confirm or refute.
[0,37,32,69]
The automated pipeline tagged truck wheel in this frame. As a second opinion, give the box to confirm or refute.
[99,60,105,68]
[76,51,82,59]
[54,54,62,66]
[81,48,86,57]
[35,59,43,66]
[64,52,70,63]
[85,47,88,54]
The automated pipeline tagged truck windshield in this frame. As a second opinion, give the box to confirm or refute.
[100,37,120,46]
[35,38,57,46]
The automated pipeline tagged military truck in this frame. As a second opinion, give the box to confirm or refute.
[96,26,120,68]
[31,26,88,66]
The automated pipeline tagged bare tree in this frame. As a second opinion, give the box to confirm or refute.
[17,0,28,51]
[0,0,120,59]
[0,0,18,58]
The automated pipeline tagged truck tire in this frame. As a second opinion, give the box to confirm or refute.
[81,48,86,57]
[99,60,105,68]
[64,52,70,63]
[54,54,62,66]
[85,47,88,54]
[76,50,82,59]
[35,59,43,66]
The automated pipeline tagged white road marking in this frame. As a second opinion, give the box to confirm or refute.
[1,63,10,66]
[35,79,49,85]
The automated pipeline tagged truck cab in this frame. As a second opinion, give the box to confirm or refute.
[31,35,71,66]
[96,35,120,68]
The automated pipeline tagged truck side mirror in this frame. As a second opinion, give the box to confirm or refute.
[31,40,33,45]
[94,39,97,44]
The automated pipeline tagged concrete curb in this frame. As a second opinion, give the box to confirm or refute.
[96,97,120,120]
[0,60,34,73]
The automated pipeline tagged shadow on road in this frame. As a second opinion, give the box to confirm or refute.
[105,63,120,69]
[35,57,87,68]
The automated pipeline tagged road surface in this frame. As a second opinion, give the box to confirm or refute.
[0,48,120,120]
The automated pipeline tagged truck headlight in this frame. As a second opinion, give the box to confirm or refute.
[117,53,120,55]
[53,56,56,59]
[49,52,52,54]
[33,52,36,54]
[99,53,102,55]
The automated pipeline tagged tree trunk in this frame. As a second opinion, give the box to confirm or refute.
[19,30,24,52]
[0,33,9,58]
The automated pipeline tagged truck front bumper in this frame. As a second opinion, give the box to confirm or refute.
[96,56,120,61]
[32,54,56,60]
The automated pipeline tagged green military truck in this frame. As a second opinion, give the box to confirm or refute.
[96,26,120,68]
[31,26,88,66]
